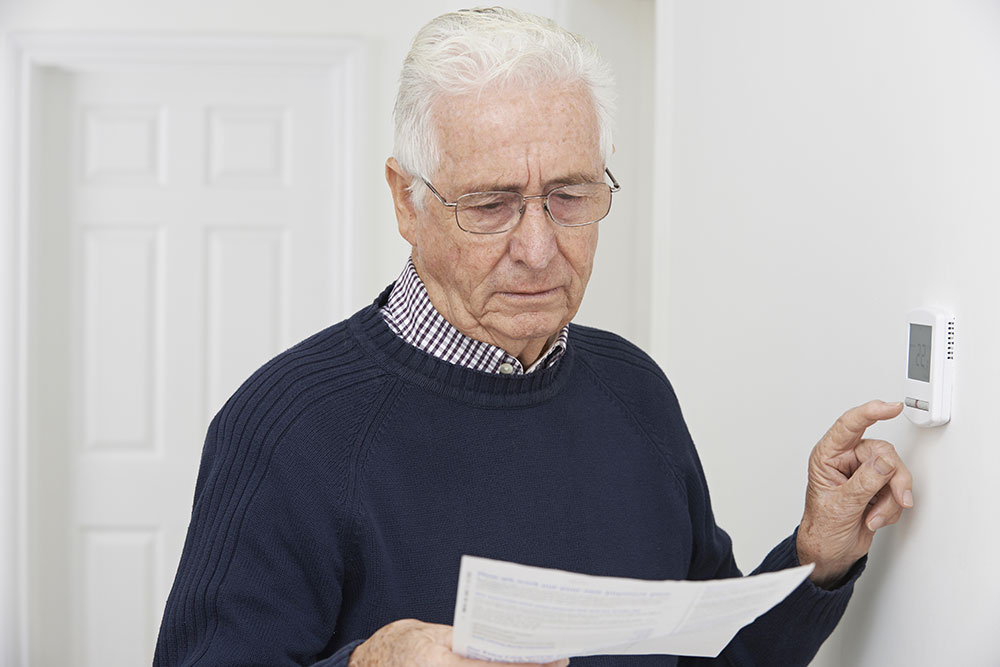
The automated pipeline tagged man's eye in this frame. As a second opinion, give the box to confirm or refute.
[552,192,585,204]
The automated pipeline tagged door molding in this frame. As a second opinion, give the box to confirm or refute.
[0,32,366,665]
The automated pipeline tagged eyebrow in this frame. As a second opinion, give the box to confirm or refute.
[460,171,602,194]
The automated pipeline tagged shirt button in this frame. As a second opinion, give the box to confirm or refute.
[499,362,515,375]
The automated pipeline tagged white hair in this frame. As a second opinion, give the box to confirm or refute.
[393,7,617,209]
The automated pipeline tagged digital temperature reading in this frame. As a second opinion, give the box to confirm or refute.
[907,324,932,383]
[903,308,955,427]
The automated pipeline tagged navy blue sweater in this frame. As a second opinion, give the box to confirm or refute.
[155,287,861,666]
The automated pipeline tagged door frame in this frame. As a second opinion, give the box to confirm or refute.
[0,32,366,665]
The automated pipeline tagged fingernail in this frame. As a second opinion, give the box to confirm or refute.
[874,456,894,475]
[903,490,914,508]
[868,515,885,531]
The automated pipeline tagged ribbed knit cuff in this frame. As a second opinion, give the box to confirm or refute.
[313,639,365,667]
[727,527,866,666]
[754,527,867,618]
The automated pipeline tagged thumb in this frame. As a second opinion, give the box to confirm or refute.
[842,456,896,506]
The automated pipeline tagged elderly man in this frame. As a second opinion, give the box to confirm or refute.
[155,8,912,667]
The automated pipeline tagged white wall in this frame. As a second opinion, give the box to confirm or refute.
[655,0,1000,664]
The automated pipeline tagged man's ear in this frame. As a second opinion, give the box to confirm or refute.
[385,157,418,246]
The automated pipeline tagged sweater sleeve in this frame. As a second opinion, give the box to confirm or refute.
[153,333,382,666]
[153,410,361,666]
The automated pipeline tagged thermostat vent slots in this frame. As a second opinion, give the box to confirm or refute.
[947,320,955,360]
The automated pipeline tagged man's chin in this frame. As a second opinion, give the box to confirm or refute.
[493,312,567,346]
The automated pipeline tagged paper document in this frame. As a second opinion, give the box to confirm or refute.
[452,555,813,662]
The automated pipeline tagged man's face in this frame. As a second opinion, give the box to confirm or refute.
[389,83,603,363]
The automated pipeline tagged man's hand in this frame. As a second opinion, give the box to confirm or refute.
[349,619,569,667]
[797,400,913,588]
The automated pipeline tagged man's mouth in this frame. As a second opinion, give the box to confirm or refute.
[501,287,560,299]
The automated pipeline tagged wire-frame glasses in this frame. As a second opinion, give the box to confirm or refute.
[423,168,621,235]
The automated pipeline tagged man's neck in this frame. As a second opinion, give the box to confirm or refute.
[512,334,558,369]
[379,259,569,376]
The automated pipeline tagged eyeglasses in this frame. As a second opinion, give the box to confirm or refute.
[423,168,621,235]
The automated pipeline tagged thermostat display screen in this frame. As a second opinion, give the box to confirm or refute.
[908,323,932,382]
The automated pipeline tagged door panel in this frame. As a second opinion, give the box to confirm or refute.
[28,57,354,666]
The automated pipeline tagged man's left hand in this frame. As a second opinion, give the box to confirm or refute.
[796,400,913,588]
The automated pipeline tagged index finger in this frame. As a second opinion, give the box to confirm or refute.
[819,400,903,455]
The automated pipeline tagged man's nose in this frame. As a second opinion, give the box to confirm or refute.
[508,197,558,269]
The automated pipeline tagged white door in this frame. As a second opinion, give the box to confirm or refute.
[26,46,359,666]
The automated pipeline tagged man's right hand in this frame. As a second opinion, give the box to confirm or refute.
[348,619,569,667]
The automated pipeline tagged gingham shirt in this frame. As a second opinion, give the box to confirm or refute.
[379,259,568,375]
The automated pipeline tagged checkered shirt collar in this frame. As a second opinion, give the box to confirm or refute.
[379,258,569,375]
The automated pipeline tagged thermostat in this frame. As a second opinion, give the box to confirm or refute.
[903,307,955,427]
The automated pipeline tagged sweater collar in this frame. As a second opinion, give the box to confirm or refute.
[350,285,574,407]
[379,258,568,375]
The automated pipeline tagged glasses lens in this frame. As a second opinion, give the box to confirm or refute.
[455,191,522,234]
[546,183,612,226]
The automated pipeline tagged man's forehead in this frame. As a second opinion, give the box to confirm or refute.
[430,84,602,192]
